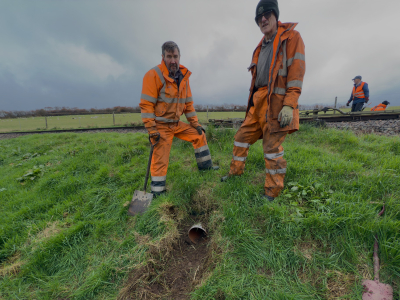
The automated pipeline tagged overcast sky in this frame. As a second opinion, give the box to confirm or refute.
[1,0,400,111]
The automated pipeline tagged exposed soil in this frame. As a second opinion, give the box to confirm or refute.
[119,215,213,300]
[146,219,209,299]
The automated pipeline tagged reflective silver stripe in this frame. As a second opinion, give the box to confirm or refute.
[141,93,157,103]
[155,117,178,123]
[194,145,209,153]
[278,40,288,77]
[178,98,186,104]
[185,111,197,118]
[152,66,167,104]
[233,155,247,162]
[287,80,303,89]
[265,168,287,175]
[151,186,166,192]
[273,87,286,95]
[152,66,166,85]
[185,96,193,103]
[141,113,156,119]
[287,52,305,67]
[234,141,250,148]
[196,155,212,163]
[264,151,284,160]
[151,176,166,181]
[158,97,177,104]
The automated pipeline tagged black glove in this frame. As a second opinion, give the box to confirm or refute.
[196,126,206,135]
[149,132,160,142]
[346,102,350,107]
[365,97,369,103]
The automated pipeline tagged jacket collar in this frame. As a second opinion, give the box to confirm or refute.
[255,21,298,50]
[159,59,191,83]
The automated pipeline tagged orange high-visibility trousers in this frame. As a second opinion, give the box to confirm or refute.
[150,121,212,194]
[229,89,288,198]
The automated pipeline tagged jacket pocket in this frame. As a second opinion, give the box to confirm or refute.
[154,102,167,117]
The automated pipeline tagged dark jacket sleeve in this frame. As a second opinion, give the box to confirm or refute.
[363,83,369,98]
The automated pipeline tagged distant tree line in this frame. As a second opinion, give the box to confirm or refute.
[0,103,346,119]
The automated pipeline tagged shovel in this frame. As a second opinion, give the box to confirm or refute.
[362,205,393,300]
[127,136,159,216]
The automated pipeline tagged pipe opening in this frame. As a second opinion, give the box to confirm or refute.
[188,224,207,244]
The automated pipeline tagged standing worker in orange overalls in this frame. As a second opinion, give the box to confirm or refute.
[221,0,306,202]
[140,41,219,197]
[346,76,370,112]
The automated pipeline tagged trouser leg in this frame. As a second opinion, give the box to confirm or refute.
[263,129,288,197]
[173,121,213,170]
[229,107,262,176]
[354,102,364,111]
[150,124,173,194]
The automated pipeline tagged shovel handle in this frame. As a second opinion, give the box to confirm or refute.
[143,137,159,192]
[373,205,384,281]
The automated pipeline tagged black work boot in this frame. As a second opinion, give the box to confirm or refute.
[221,175,230,182]
[262,195,275,202]
[152,190,166,199]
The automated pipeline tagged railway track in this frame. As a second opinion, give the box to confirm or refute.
[209,108,400,127]
[1,109,399,138]
[0,126,147,140]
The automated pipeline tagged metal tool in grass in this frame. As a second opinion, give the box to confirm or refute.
[362,205,393,300]
[127,136,159,216]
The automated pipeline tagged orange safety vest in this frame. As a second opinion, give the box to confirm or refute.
[352,82,366,100]
[371,104,387,111]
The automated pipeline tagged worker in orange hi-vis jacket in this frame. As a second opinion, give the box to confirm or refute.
[371,101,390,111]
[221,0,306,202]
[139,41,219,197]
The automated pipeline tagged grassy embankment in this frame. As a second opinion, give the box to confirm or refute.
[2,106,400,133]
[0,125,399,299]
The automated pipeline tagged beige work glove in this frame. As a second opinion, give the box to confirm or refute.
[278,106,294,128]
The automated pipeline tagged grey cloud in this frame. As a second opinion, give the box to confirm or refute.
[1,0,400,112]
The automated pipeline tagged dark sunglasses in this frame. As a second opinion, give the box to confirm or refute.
[257,11,273,24]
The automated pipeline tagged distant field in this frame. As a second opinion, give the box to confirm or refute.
[1,106,399,133]
[0,112,246,133]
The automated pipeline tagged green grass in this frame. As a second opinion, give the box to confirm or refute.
[0,126,399,299]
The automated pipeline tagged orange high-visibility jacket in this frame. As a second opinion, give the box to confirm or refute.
[371,104,387,111]
[247,21,306,134]
[352,82,366,100]
[140,60,200,134]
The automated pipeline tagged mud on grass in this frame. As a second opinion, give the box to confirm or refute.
[119,213,217,300]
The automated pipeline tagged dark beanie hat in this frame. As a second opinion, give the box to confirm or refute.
[255,0,279,24]
[382,101,390,105]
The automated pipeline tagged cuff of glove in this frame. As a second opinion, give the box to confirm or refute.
[147,127,158,135]
[190,122,200,128]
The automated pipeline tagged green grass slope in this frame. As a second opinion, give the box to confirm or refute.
[0,125,399,299]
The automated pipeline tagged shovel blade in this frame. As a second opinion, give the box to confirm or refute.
[127,190,153,216]
[362,280,393,300]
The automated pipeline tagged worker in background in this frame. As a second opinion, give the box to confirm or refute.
[221,0,306,202]
[371,100,390,111]
[140,41,219,197]
[347,75,369,112]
